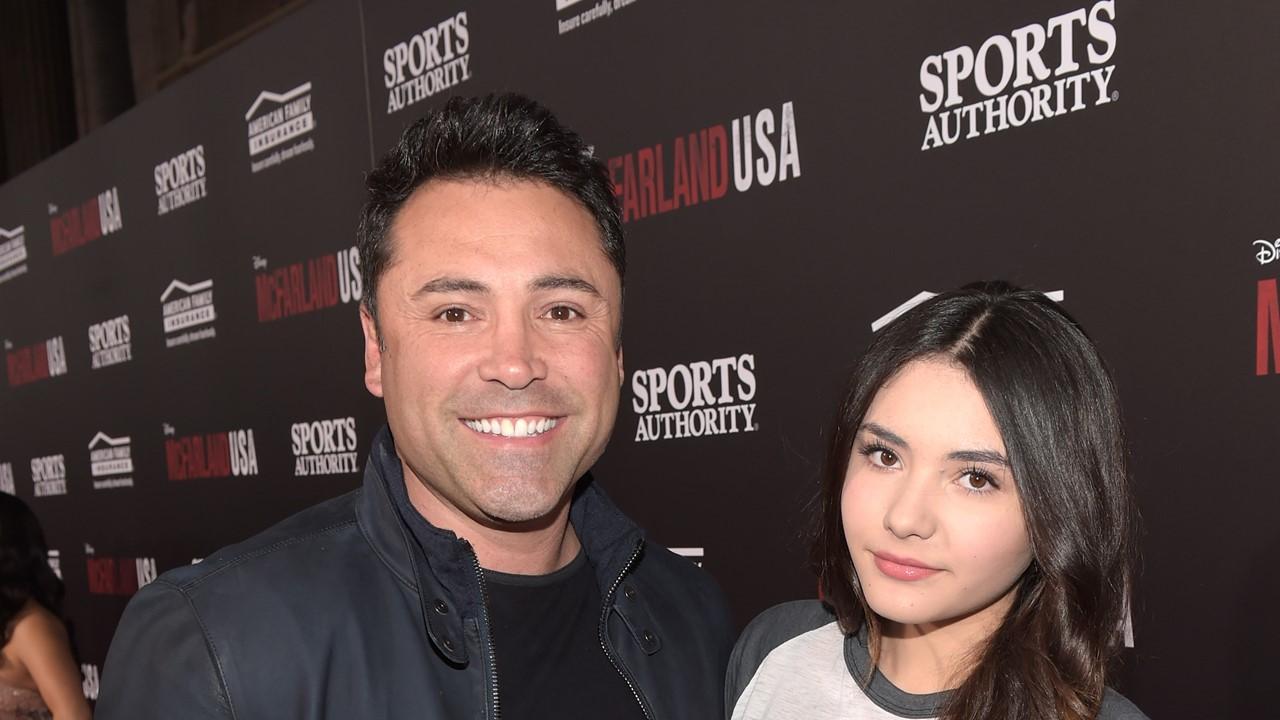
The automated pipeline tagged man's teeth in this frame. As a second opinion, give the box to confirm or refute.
[463,417,559,437]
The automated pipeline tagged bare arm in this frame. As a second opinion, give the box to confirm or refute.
[9,608,91,720]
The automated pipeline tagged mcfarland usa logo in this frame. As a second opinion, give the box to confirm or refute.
[161,279,217,348]
[0,462,14,494]
[88,314,132,369]
[630,353,757,442]
[1258,277,1280,376]
[49,187,123,255]
[30,453,67,497]
[556,0,640,36]
[254,247,361,322]
[164,425,259,481]
[155,144,207,215]
[5,336,68,387]
[383,11,471,114]
[291,417,359,476]
[245,82,316,173]
[919,1,1116,151]
[88,432,134,490]
[0,225,28,285]
[86,547,156,597]
[608,101,800,224]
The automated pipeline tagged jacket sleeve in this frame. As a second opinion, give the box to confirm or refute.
[96,579,234,719]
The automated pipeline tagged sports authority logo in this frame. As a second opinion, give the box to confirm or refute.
[383,12,471,114]
[88,314,132,369]
[254,247,361,322]
[630,354,757,442]
[155,144,207,215]
[670,547,704,568]
[5,336,68,387]
[88,432,134,490]
[86,550,156,596]
[291,417,359,476]
[30,454,67,497]
[81,664,99,701]
[161,279,217,348]
[0,462,14,494]
[871,290,1066,332]
[49,188,123,255]
[245,82,315,172]
[0,225,28,285]
[47,550,61,579]
[919,1,1116,151]
[608,101,800,223]
[556,0,639,35]
[164,426,259,480]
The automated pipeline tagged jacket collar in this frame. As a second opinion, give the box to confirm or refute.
[355,425,645,664]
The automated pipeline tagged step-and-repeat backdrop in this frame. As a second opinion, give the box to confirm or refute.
[1,1,1275,715]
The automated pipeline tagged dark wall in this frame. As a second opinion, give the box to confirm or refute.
[1,1,1277,716]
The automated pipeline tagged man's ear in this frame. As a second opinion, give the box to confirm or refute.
[616,345,624,388]
[359,305,385,398]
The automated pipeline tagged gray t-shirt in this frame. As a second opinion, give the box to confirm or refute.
[726,600,1148,720]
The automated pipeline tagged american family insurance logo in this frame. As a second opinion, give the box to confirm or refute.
[49,188,123,255]
[291,417,359,476]
[608,101,800,223]
[155,144,207,215]
[81,664,98,701]
[919,1,1116,151]
[88,432,134,490]
[383,11,471,114]
[872,290,1066,333]
[630,353,757,442]
[47,550,61,579]
[88,314,132,369]
[246,82,315,172]
[556,0,640,35]
[254,246,361,322]
[0,225,28,285]
[165,426,259,480]
[86,551,156,596]
[30,454,67,497]
[162,279,217,348]
[5,336,68,387]
[0,462,14,495]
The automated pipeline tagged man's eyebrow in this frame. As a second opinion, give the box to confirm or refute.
[413,277,489,297]
[860,422,909,449]
[529,274,602,298]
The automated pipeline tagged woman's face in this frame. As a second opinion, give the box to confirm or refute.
[841,358,1033,629]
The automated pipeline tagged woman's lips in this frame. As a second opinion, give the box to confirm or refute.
[872,552,941,581]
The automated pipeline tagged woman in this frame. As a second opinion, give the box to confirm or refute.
[727,282,1148,720]
[0,494,90,720]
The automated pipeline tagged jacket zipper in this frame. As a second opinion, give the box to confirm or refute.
[465,541,501,720]
[599,538,653,720]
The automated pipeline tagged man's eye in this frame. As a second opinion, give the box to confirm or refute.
[545,306,580,321]
[439,308,469,322]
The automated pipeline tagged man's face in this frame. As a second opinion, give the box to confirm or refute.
[361,178,624,527]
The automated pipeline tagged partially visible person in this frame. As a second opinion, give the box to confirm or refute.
[0,493,90,720]
[727,282,1148,720]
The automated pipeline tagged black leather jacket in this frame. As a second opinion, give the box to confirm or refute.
[97,427,734,719]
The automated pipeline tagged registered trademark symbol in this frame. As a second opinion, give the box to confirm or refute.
[1111,91,1119,101]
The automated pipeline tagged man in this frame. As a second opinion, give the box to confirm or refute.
[97,94,734,719]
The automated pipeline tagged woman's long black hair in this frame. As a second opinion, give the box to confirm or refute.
[0,492,66,645]
[813,281,1139,720]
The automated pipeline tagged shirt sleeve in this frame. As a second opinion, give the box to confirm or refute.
[96,579,234,719]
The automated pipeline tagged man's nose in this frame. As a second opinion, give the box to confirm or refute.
[477,316,548,390]
[882,474,937,541]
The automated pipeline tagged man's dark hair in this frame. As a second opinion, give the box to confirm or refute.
[357,93,624,326]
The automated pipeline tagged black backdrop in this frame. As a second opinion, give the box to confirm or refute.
[2,1,1278,715]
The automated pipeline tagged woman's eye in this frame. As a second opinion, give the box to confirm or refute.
[873,449,898,467]
[439,308,469,322]
[546,306,580,321]
[959,471,996,493]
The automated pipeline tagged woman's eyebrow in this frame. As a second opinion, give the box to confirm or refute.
[946,449,1010,467]
[860,422,909,448]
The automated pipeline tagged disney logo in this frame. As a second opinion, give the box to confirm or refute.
[1256,239,1280,265]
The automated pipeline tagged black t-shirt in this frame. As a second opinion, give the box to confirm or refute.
[484,550,650,720]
